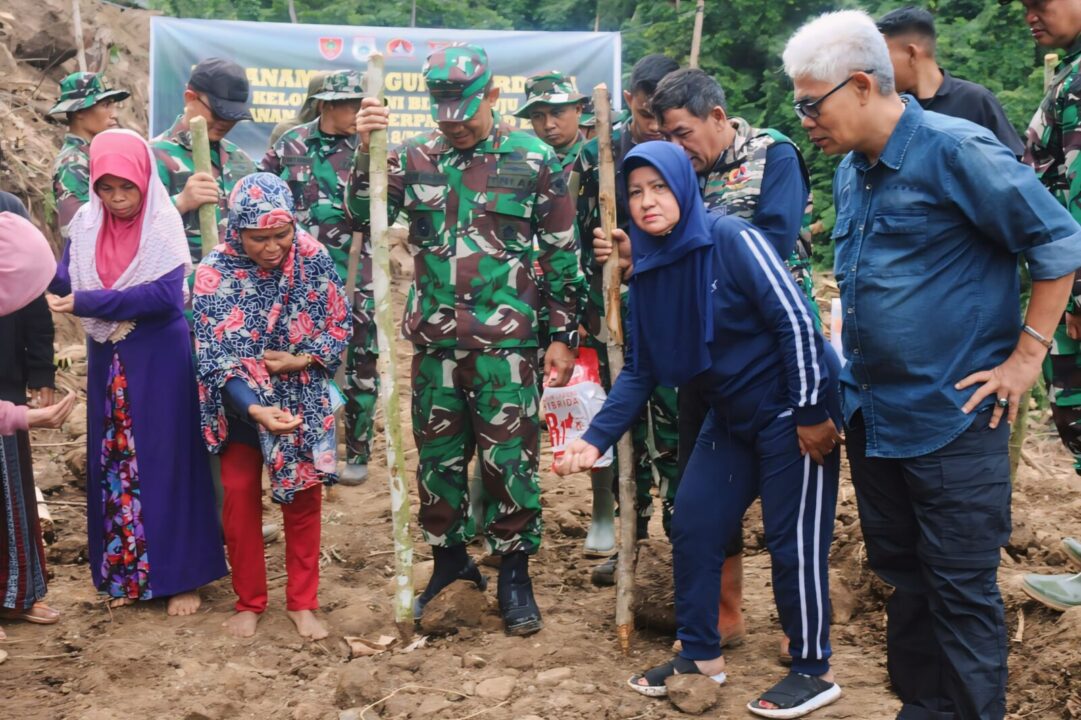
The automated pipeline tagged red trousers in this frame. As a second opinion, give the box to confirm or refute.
[220,442,322,613]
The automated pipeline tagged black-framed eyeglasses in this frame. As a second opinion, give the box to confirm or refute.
[192,93,227,123]
[793,69,874,121]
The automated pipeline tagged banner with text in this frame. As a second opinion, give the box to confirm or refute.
[150,17,621,160]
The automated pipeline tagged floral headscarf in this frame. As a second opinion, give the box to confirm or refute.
[193,173,351,503]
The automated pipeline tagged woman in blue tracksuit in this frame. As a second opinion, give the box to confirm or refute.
[557,141,842,720]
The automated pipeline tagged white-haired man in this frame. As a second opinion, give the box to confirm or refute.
[784,10,1081,720]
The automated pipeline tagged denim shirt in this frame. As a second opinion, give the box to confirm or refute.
[833,99,1081,458]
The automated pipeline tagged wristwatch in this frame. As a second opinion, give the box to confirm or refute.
[549,330,581,351]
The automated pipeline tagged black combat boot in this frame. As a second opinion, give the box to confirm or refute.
[497,551,543,636]
[413,544,486,619]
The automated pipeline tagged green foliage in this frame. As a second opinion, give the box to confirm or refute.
[151,0,1049,267]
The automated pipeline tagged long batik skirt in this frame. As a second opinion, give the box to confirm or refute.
[0,430,48,610]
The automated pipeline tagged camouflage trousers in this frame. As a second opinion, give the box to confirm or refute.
[589,336,680,527]
[345,293,379,466]
[1045,324,1081,474]
[411,346,543,555]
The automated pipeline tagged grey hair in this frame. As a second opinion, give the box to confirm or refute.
[782,10,895,96]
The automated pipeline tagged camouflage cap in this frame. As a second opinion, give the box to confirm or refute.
[513,71,586,118]
[48,72,130,116]
[311,69,365,101]
[422,43,492,122]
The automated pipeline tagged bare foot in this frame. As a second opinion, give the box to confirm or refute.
[223,611,260,638]
[108,597,136,609]
[287,609,328,640]
[167,591,201,617]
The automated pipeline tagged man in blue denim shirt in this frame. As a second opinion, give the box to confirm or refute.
[785,10,1081,720]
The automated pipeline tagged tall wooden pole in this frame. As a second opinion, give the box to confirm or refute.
[188,116,219,257]
[71,0,87,72]
[367,52,415,639]
[594,84,636,655]
[689,0,705,69]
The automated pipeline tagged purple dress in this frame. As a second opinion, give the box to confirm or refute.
[53,256,226,599]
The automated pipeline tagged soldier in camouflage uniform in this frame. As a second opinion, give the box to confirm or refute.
[261,70,375,486]
[350,44,584,635]
[152,58,257,275]
[1014,1,1081,612]
[49,72,130,243]
[269,72,329,147]
[516,72,587,172]
[572,54,682,575]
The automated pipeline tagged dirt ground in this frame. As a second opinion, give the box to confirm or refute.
[4,277,1081,720]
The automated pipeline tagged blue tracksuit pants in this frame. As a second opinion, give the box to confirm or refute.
[673,399,840,677]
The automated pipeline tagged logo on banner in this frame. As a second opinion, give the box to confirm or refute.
[319,37,344,61]
[352,36,377,62]
[387,38,415,57]
[427,40,453,54]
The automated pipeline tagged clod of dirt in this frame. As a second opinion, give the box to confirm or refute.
[334,658,383,709]
[475,675,517,701]
[633,538,676,633]
[63,443,87,487]
[1057,605,1081,642]
[830,571,859,625]
[536,666,573,685]
[291,702,334,720]
[0,648,8,665]
[552,509,586,538]
[665,674,722,715]
[414,696,454,716]
[418,581,491,636]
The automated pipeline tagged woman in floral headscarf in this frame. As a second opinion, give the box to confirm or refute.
[194,172,350,640]
[47,129,226,616]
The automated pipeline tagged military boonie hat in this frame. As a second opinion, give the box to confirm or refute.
[422,43,492,122]
[514,71,586,118]
[48,72,130,116]
[188,57,253,122]
[311,70,365,101]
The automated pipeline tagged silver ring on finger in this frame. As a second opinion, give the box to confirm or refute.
[996,397,1009,409]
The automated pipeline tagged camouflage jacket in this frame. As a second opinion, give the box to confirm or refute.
[572,126,637,340]
[702,119,811,256]
[555,133,585,175]
[151,114,257,264]
[51,134,90,243]
[1024,34,1081,304]
[348,112,584,351]
[260,119,367,292]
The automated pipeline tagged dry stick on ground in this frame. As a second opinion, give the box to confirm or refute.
[594,84,636,655]
[367,52,415,639]
[189,116,219,257]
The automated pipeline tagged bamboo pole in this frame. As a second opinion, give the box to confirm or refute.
[71,0,87,73]
[1045,53,1058,92]
[689,0,705,70]
[188,116,219,257]
[367,52,415,639]
[594,84,636,655]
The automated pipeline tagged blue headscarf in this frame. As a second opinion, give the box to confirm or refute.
[623,141,715,387]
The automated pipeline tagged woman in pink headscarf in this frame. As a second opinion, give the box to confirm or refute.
[47,129,226,616]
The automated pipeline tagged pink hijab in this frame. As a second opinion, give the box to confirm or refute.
[90,130,151,288]
[0,211,55,316]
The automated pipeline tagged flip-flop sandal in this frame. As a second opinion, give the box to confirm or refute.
[0,603,60,625]
[747,672,842,719]
[627,654,727,698]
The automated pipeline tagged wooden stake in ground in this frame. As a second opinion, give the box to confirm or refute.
[71,0,87,72]
[689,0,706,69]
[366,52,415,639]
[594,84,637,655]
[188,117,219,257]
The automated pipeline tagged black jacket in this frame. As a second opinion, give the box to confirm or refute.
[0,294,55,404]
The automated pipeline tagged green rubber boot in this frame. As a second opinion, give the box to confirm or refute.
[583,467,616,558]
[1063,537,1081,570]
[1021,571,1081,611]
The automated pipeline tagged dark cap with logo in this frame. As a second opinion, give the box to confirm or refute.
[188,57,253,122]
